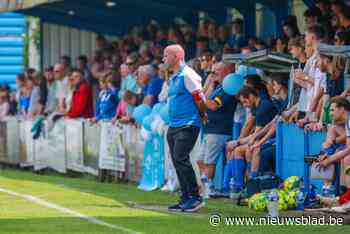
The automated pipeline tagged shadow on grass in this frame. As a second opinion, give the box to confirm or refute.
[0,168,260,218]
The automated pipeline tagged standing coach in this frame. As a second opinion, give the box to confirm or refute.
[163,44,207,212]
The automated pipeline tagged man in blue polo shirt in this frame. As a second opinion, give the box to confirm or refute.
[163,44,207,212]
[137,64,163,106]
[197,62,237,198]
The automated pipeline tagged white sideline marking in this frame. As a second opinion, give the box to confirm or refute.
[0,188,141,234]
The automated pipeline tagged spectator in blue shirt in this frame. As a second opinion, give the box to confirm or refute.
[226,86,277,198]
[197,62,236,198]
[137,65,163,106]
[90,73,119,122]
[226,18,247,49]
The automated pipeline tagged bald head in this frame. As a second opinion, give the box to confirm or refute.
[165,44,185,60]
[54,63,65,80]
[214,62,235,82]
[163,44,185,71]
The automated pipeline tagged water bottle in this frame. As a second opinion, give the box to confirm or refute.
[267,189,279,217]
[201,176,209,199]
[296,190,306,210]
[229,178,235,199]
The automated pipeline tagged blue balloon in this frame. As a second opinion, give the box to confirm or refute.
[132,104,152,124]
[159,102,170,124]
[236,65,257,77]
[222,73,244,95]
[142,114,154,131]
[152,103,164,115]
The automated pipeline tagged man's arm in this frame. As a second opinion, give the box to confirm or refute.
[184,71,207,121]
[240,114,255,138]
[192,90,207,120]
[319,138,350,168]
[143,95,154,106]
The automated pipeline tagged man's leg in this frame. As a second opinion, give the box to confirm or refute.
[232,144,248,194]
[170,126,200,198]
[222,148,235,195]
[203,134,231,197]
[250,147,261,178]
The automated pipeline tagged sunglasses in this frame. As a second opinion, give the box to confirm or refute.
[126,62,135,66]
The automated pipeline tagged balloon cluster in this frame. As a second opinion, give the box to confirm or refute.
[132,102,170,141]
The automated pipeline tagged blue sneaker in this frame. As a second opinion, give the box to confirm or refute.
[182,196,205,212]
[168,197,187,212]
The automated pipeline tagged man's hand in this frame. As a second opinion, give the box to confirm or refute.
[226,140,238,153]
[89,118,98,124]
[201,113,208,125]
[111,117,118,125]
[250,141,262,151]
[315,158,331,170]
[120,116,131,124]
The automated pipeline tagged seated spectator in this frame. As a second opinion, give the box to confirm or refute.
[304,7,322,28]
[316,97,350,212]
[54,63,71,113]
[43,67,58,115]
[15,74,26,111]
[26,75,41,119]
[65,69,93,119]
[226,86,277,198]
[275,37,289,54]
[247,74,289,179]
[137,64,163,106]
[76,55,94,85]
[119,90,139,124]
[318,96,347,197]
[91,72,119,122]
[157,63,169,103]
[0,87,10,119]
[195,36,210,58]
[244,75,270,100]
[199,50,213,83]
[60,55,72,74]
[196,62,236,198]
[227,18,247,49]
[282,22,300,41]
[336,3,350,32]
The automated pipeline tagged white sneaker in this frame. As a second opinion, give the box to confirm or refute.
[330,200,350,213]
[317,195,339,207]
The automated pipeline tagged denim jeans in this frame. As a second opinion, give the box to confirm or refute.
[167,125,200,198]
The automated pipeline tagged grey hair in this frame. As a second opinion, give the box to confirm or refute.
[138,64,156,77]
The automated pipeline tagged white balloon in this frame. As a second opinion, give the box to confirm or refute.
[140,127,151,141]
[157,120,165,135]
[151,115,161,134]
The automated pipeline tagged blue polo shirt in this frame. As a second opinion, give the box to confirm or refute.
[142,75,164,106]
[251,98,277,127]
[204,84,237,135]
[168,65,202,128]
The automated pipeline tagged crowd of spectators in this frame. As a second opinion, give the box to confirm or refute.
[1,0,350,211]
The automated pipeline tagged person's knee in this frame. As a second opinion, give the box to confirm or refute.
[344,155,350,165]
[234,145,245,157]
